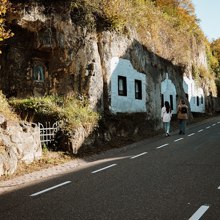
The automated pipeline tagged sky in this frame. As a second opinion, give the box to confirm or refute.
[192,0,220,41]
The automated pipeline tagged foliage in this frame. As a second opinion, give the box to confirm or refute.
[69,0,205,66]
[70,0,200,33]
[0,90,18,120]
[211,39,220,96]
[210,38,220,77]
[0,0,13,54]
[198,66,212,79]
[211,39,220,61]
[192,64,200,81]
[9,95,100,133]
[215,78,220,97]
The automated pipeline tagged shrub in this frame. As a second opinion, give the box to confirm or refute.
[9,95,100,133]
[0,90,18,120]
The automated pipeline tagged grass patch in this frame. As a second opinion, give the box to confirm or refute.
[9,95,100,134]
[0,91,18,121]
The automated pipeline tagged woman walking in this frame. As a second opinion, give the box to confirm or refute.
[161,101,172,136]
[177,99,188,135]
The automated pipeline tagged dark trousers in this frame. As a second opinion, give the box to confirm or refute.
[179,119,186,134]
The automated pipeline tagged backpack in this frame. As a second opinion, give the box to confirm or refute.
[181,106,187,114]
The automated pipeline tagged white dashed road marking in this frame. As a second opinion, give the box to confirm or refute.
[189,205,210,220]
[206,126,211,129]
[30,181,71,197]
[218,186,220,190]
[188,133,195,137]
[92,164,117,174]
[198,129,203,133]
[130,152,148,159]
[174,138,184,142]
[212,123,216,126]
[156,143,169,149]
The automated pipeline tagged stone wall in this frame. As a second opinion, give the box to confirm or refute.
[0,114,41,176]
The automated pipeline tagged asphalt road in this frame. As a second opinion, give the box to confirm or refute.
[0,116,220,220]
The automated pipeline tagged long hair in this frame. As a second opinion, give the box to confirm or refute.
[164,101,170,113]
[181,99,186,105]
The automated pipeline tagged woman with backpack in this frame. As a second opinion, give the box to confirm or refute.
[161,101,172,137]
[177,99,188,135]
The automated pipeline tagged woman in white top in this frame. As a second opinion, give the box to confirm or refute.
[161,101,172,136]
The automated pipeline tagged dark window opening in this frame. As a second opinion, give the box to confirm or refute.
[197,96,199,106]
[201,96,204,104]
[135,80,142,99]
[170,95,173,110]
[161,94,164,108]
[118,76,127,96]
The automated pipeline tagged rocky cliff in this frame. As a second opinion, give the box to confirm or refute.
[0,0,218,156]
[1,1,212,108]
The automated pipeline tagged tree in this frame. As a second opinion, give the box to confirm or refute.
[210,38,220,96]
[0,0,13,54]
[211,39,220,62]
[211,38,220,77]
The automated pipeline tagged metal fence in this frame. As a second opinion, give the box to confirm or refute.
[38,121,61,145]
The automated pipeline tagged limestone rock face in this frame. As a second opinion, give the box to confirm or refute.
[0,1,181,114]
[0,115,41,176]
[0,1,218,156]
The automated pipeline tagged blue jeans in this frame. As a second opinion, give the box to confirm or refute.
[163,122,170,134]
[179,119,186,134]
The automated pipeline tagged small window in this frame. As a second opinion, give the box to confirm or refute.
[118,76,127,96]
[135,80,142,100]
[170,95,173,110]
[197,96,199,106]
[161,94,164,108]
[201,96,204,104]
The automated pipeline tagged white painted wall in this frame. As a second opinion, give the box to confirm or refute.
[161,74,177,113]
[183,76,205,113]
[110,57,147,113]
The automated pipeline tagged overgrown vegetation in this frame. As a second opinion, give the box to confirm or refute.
[70,0,205,64]
[210,38,220,96]
[0,91,18,120]
[70,0,200,34]
[70,0,220,92]
[1,0,220,108]
[9,95,100,133]
[0,0,13,54]
[192,43,218,94]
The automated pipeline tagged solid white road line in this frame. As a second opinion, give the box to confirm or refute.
[206,126,211,129]
[156,143,169,149]
[198,129,203,133]
[92,164,117,174]
[188,133,195,137]
[189,205,210,220]
[30,181,71,197]
[174,138,184,142]
[130,152,148,159]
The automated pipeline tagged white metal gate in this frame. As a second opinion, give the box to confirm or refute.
[38,121,60,145]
